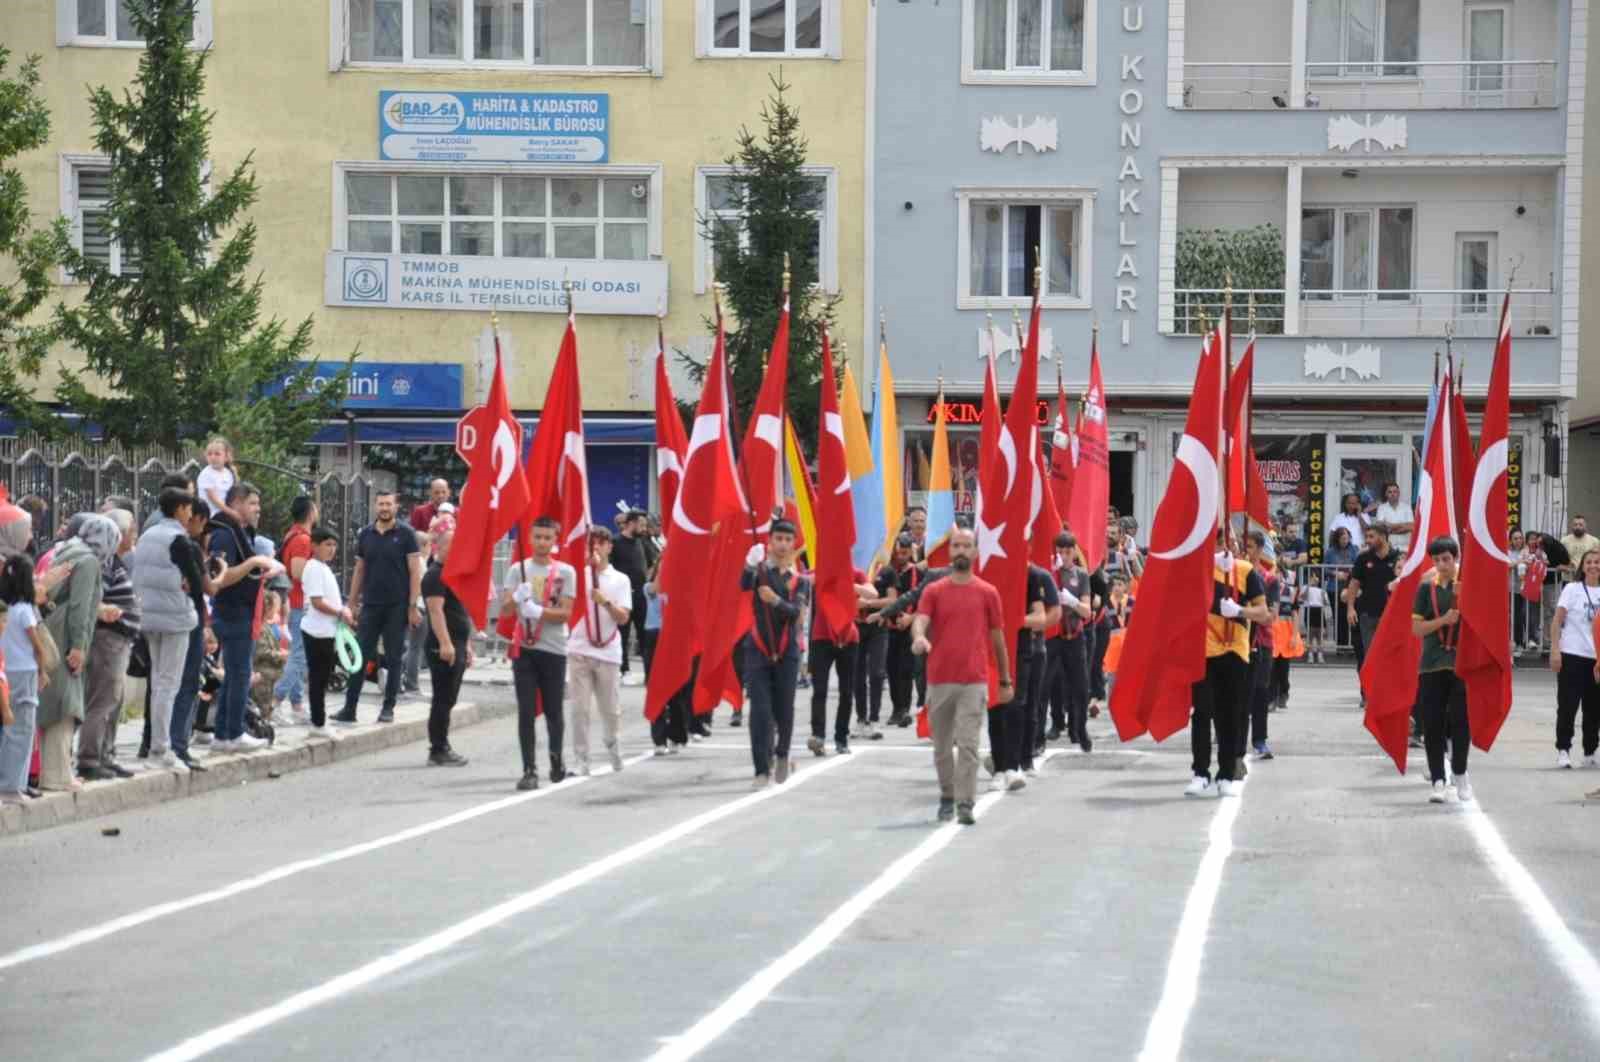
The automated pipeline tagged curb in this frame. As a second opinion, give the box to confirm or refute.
[0,699,515,838]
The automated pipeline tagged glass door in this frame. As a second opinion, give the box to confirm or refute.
[1456,232,1496,317]
[1327,437,1412,547]
[1465,4,1508,106]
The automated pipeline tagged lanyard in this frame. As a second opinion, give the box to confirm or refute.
[1430,581,1458,650]
[584,568,620,648]
[752,567,796,662]
[524,563,560,645]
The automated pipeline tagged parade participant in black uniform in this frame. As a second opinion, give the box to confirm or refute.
[1244,531,1279,762]
[1047,532,1094,752]
[876,535,922,727]
[988,562,1060,790]
[1187,531,1270,798]
[808,567,870,757]
[742,520,811,788]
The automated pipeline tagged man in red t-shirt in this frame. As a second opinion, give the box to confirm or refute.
[912,527,1011,825]
[409,479,451,533]
[275,495,318,724]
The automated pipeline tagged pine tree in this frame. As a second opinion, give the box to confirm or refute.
[0,47,69,430]
[690,73,838,453]
[52,0,348,475]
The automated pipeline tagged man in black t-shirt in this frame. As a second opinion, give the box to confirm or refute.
[1048,533,1096,752]
[1345,522,1398,689]
[611,510,649,682]
[877,536,923,727]
[422,528,471,766]
[340,491,423,724]
[989,563,1060,788]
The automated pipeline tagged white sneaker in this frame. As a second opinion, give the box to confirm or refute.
[209,739,234,755]
[1184,776,1214,798]
[1585,756,1599,769]
[234,733,267,752]
[988,774,1008,792]
[192,731,212,746]
[982,753,995,777]
[1455,774,1474,802]
[290,708,311,727]
[168,753,190,774]
[157,750,182,770]
[1558,749,1573,769]
[1024,765,1039,778]
[608,743,624,772]
[308,725,329,738]
[576,761,592,777]
[654,745,669,757]
[1217,778,1241,798]
[1007,770,1027,792]
[1429,780,1448,803]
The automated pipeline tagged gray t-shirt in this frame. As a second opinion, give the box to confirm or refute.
[503,558,577,656]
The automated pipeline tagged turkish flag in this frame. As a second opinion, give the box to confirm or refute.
[1449,363,1476,523]
[1048,377,1075,534]
[521,311,593,630]
[1362,372,1462,773]
[444,335,531,630]
[653,331,689,539]
[976,297,1041,671]
[1456,294,1514,751]
[1108,323,1225,742]
[1068,338,1111,573]
[692,299,791,715]
[1521,553,1547,603]
[645,317,743,721]
[1225,340,1272,531]
[813,330,859,637]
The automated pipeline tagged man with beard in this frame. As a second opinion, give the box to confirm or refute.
[337,491,422,725]
[1047,532,1095,753]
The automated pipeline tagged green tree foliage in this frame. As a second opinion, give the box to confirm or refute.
[1175,224,1286,335]
[0,47,69,429]
[684,73,839,454]
[52,0,350,505]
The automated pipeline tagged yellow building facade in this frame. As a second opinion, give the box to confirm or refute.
[4,0,866,503]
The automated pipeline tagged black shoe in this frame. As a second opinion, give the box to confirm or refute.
[1046,727,1063,742]
[376,708,395,724]
[24,786,42,799]
[896,713,912,728]
[106,763,136,779]
[1079,739,1093,754]
[136,745,149,759]
[729,712,743,728]
[957,803,977,826]
[402,684,420,695]
[77,766,112,781]
[179,755,208,773]
[549,756,566,784]
[428,749,468,767]
[836,741,851,756]
[517,770,539,791]
[937,798,956,822]
[1034,742,1047,758]
[331,711,357,725]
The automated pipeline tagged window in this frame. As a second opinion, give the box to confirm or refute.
[962,0,1095,84]
[345,0,652,69]
[58,0,212,47]
[63,160,138,277]
[695,167,838,293]
[956,188,1093,309]
[342,171,652,260]
[1307,0,1419,78]
[1456,232,1496,314]
[701,0,838,57]
[1300,206,1414,299]
[1464,4,1509,102]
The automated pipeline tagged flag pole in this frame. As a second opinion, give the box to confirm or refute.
[1246,291,1259,531]
[1221,275,1235,553]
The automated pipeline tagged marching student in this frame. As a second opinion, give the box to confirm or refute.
[807,567,869,757]
[1244,532,1278,762]
[1048,532,1094,752]
[566,526,633,776]
[1188,531,1270,798]
[990,560,1060,791]
[742,520,810,788]
[877,535,922,728]
[1550,549,1600,768]
[911,527,1009,826]
[505,516,577,791]
[1413,537,1473,803]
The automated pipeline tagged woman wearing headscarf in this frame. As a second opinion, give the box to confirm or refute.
[35,514,120,791]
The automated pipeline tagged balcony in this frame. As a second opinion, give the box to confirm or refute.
[1173,287,1555,338]
[1177,0,1563,111]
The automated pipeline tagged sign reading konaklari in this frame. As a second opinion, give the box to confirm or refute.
[379,90,609,164]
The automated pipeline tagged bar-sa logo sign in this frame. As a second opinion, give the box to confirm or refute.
[383,93,464,133]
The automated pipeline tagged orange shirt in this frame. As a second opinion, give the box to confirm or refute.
[1205,557,1266,663]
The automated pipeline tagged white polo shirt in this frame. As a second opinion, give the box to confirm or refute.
[568,565,634,665]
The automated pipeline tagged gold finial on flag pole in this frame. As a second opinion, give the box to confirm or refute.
[782,252,792,295]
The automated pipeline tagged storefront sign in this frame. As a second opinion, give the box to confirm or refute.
[925,399,1050,426]
[379,90,609,164]
[324,252,667,316]
[1114,4,1148,347]
[1253,435,1319,537]
[1507,435,1523,535]
[1307,439,1327,563]
[269,361,463,411]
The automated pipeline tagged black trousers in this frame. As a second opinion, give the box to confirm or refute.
[1249,646,1273,750]
[303,633,336,728]
[426,649,466,753]
[886,632,915,718]
[513,648,567,773]
[1050,636,1089,746]
[809,639,857,744]
[1088,625,1109,701]
[640,627,658,681]
[344,602,409,716]
[854,626,888,722]
[988,697,1020,774]
[745,649,799,776]
[1270,656,1291,706]
[1555,653,1600,756]
[619,618,632,675]
[653,655,697,746]
[1192,653,1249,782]
[1420,669,1471,782]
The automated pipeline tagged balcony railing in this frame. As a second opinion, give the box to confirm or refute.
[1182,59,1560,110]
[1173,288,1556,338]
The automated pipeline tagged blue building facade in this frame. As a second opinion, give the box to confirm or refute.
[869,0,1584,556]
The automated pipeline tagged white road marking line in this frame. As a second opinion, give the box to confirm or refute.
[0,751,656,973]
[140,753,856,1062]
[648,750,1063,1062]
[1462,804,1600,1036]
[1137,779,1247,1062]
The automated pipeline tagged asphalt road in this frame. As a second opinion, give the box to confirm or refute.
[3,664,1597,1061]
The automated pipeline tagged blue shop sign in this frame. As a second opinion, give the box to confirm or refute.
[379,90,609,164]
[273,362,463,411]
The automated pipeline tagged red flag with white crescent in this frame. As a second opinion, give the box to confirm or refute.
[976,300,1040,660]
[1068,338,1111,573]
[1109,324,1226,742]
[1225,339,1272,531]
[522,311,592,629]
[1456,293,1514,751]
[814,330,859,637]
[653,334,689,539]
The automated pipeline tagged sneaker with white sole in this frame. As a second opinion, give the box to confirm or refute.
[982,753,995,777]
[192,731,212,746]
[654,745,669,757]
[1024,765,1039,778]
[1585,755,1599,769]
[1455,774,1474,802]
[157,750,184,770]
[608,744,624,772]
[209,740,234,756]
[1558,749,1573,769]
[290,709,311,727]
[988,774,1008,793]
[1217,778,1241,798]
[234,733,267,752]
[1429,780,1448,803]
[1007,770,1027,792]
[1184,776,1214,798]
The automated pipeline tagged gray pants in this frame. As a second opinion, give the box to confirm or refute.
[928,682,986,807]
[145,630,192,757]
[403,621,426,690]
[78,629,132,770]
